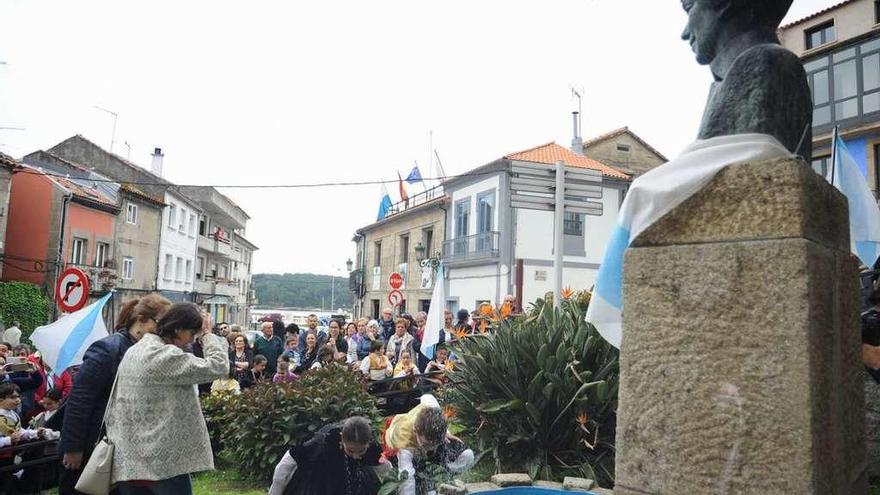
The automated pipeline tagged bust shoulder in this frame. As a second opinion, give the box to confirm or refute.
[725,44,805,81]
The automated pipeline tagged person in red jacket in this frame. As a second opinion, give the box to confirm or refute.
[52,366,78,399]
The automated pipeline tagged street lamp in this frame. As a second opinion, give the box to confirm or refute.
[415,241,441,272]
[346,258,353,272]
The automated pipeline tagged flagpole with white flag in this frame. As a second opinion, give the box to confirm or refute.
[420,264,445,360]
[31,292,113,374]
[826,130,880,268]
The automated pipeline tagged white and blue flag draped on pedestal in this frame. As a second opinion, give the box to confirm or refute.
[377,184,393,221]
[826,134,880,268]
[420,264,445,360]
[31,292,113,374]
[586,134,792,349]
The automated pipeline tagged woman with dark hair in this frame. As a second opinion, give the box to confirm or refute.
[230,334,254,386]
[269,416,384,495]
[59,293,171,495]
[105,302,229,494]
[325,319,348,362]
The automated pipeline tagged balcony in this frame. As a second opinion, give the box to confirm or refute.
[178,186,249,230]
[198,234,234,259]
[194,277,239,298]
[442,232,501,264]
[65,263,119,293]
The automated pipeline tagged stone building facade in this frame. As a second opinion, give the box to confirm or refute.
[581,127,667,177]
[352,188,448,319]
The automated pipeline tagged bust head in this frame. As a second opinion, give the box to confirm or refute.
[681,0,793,65]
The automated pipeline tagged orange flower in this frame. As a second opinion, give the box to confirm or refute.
[561,287,575,300]
[479,303,494,316]
[443,406,457,420]
[500,302,513,318]
[576,412,589,426]
[455,328,469,340]
[446,360,455,371]
[479,319,489,334]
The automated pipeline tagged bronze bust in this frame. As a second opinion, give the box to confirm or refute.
[682,0,812,162]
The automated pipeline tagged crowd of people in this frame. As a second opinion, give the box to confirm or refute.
[0,295,491,495]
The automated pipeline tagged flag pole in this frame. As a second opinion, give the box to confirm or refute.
[830,125,840,187]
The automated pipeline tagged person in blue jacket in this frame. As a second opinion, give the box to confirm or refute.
[58,294,171,495]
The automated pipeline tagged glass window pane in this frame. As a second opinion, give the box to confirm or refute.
[826,25,836,43]
[813,70,830,105]
[864,53,880,92]
[834,59,858,100]
[835,98,859,120]
[810,31,823,49]
[862,39,880,54]
[833,47,856,63]
[804,57,829,72]
[864,92,880,114]
[814,105,831,126]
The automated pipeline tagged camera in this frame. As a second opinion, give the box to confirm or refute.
[3,357,35,373]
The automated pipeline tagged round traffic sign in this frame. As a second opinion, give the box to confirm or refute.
[388,289,404,308]
[389,272,404,290]
[56,267,91,313]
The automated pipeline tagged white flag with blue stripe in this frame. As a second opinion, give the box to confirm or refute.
[586,134,791,348]
[420,264,445,359]
[826,135,880,267]
[31,293,113,373]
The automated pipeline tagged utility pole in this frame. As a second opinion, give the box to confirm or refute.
[93,105,118,152]
[330,276,335,312]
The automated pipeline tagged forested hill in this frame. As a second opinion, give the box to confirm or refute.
[252,273,352,309]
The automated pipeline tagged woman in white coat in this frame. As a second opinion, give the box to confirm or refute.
[105,302,229,495]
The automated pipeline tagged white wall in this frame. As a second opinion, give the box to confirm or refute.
[158,190,199,292]
[521,265,598,305]
[447,264,509,311]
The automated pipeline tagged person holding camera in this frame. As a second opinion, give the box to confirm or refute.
[105,302,229,494]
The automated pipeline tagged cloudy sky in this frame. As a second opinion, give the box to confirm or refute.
[0,0,835,275]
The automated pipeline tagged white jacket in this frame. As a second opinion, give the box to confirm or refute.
[106,333,229,482]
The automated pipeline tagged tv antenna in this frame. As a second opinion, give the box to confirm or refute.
[93,105,118,152]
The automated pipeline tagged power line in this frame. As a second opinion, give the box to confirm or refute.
[10,167,497,190]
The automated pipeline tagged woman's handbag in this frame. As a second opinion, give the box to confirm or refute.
[74,373,119,495]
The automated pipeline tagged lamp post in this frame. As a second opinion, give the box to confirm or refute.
[415,242,441,273]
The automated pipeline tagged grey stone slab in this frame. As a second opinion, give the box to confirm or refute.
[616,159,866,494]
[490,473,532,486]
[562,477,596,491]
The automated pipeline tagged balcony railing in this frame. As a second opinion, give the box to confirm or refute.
[383,184,444,219]
[442,231,501,263]
[65,263,119,292]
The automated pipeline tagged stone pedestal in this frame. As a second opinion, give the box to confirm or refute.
[614,159,866,494]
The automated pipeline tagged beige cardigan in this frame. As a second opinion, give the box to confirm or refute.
[106,333,229,483]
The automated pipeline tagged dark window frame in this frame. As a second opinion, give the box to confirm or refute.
[806,21,836,50]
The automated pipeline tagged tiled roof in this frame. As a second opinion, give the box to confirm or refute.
[504,142,630,180]
[19,164,119,209]
[780,0,857,29]
[583,126,669,162]
[0,152,18,169]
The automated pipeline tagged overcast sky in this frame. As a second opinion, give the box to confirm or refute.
[0,0,835,275]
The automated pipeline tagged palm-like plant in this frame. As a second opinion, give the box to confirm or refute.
[447,296,618,486]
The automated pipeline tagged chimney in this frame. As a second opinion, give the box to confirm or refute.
[571,111,583,155]
[151,147,164,177]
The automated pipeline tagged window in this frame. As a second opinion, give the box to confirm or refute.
[168,204,176,228]
[564,212,584,236]
[178,208,186,232]
[71,238,87,265]
[805,38,880,128]
[122,257,134,280]
[220,264,228,280]
[476,191,495,252]
[210,263,218,279]
[95,242,109,267]
[175,257,184,282]
[805,21,835,50]
[811,155,831,177]
[400,235,409,262]
[422,229,433,257]
[374,241,382,266]
[164,254,174,280]
[454,198,471,256]
[616,144,631,152]
[420,299,431,313]
[371,300,380,320]
[126,203,138,224]
[876,0,880,24]
[199,216,207,236]
[188,214,196,236]
[197,256,205,280]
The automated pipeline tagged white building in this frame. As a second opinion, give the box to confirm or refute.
[442,132,664,313]
[157,177,202,298]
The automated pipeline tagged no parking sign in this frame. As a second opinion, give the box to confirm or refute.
[55,267,90,313]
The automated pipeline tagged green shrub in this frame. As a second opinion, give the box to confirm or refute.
[203,365,382,481]
[0,282,51,343]
[447,296,619,486]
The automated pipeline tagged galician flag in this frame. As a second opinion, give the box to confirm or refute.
[586,134,791,348]
[31,292,113,373]
[377,184,393,221]
[826,133,880,267]
[420,264,445,359]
